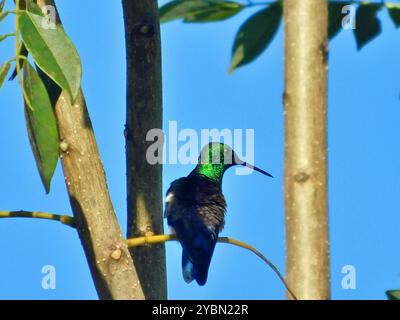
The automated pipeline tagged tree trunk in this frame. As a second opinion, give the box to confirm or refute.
[283,0,330,299]
[122,0,167,300]
[35,0,145,300]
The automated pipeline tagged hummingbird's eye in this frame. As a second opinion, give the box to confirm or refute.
[223,149,233,164]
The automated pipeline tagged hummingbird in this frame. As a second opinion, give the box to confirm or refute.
[165,142,273,285]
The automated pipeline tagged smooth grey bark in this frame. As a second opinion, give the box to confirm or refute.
[283,0,330,299]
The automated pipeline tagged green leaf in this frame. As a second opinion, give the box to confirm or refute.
[160,0,244,23]
[19,11,82,101]
[0,61,10,88]
[183,3,244,22]
[229,2,282,73]
[328,1,351,40]
[387,3,400,28]
[386,290,400,300]
[23,62,59,193]
[354,3,382,50]
[0,0,5,12]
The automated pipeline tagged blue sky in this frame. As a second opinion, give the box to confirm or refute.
[0,0,400,299]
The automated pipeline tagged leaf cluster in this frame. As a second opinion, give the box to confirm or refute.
[159,0,400,71]
[0,0,82,193]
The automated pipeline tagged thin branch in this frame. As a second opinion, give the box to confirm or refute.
[0,32,17,40]
[0,211,75,227]
[218,237,298,300]
[127,234,298,300]
[0,210,297,299]
[2,10,25,15]
[0,211,297,299]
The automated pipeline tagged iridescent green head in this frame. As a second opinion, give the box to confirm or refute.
[194,142,273,184]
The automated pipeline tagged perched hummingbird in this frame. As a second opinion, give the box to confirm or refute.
[165,142,272,285]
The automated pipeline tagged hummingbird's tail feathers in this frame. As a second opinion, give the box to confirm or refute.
[192,262,209,286]
[182,250,194,284]
[182,249,210,286]
[172,216,218,286]
[189,231,216,286]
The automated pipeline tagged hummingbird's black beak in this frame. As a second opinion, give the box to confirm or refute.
[232,154,273,177]
[242,163,273,177]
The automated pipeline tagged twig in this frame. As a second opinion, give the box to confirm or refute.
[127,234,298,300]
[218,236,298,300]
[0,211,297,299]
[0,210,75,227]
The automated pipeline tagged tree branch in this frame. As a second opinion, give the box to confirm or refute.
[127,234,298,300]
[0,209,296,299]
[0,210,74,227]
[122,0,167,300]
[283,0,330,299]
[32,0,145,300]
